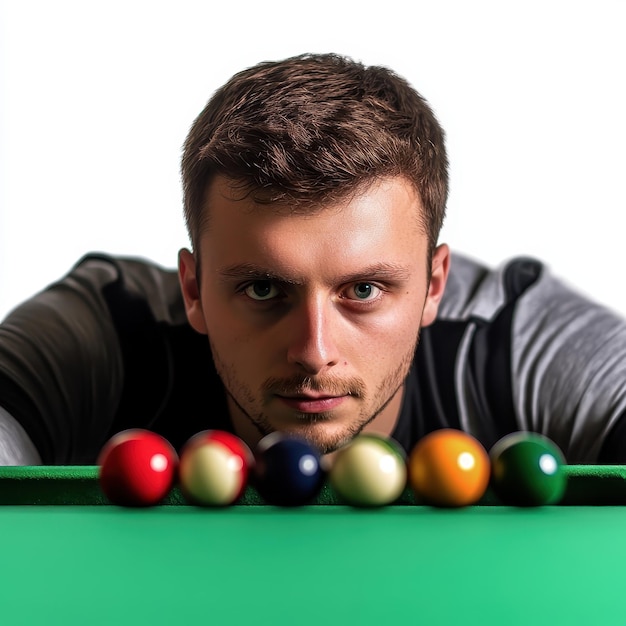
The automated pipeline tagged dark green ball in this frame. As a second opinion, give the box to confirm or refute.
[490,432,567,506]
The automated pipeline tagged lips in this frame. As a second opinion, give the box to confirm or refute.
[276,393,348,413]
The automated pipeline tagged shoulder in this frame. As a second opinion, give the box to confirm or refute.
[439,252,544,322]
[68,253,186,326]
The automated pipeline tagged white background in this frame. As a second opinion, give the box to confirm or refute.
[1,0,625,320]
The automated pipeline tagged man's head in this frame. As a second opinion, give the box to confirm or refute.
[181,53,448,259]
[178,53,450,452]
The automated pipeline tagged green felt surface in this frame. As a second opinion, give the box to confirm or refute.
[1,505,626,625]
[2,466,626,624]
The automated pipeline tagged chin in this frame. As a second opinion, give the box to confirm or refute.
[277,421,360,454]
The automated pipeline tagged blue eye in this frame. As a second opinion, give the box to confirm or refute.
[350,283,380,300]
[244,281,280,301]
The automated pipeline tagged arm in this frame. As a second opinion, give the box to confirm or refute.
[0,257,126,464]
[0,254,188,465]
[426,253,626,463]
[511,268,626,463]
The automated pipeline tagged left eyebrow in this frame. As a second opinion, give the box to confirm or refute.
[218,261,411,285]
[335,262,412,284]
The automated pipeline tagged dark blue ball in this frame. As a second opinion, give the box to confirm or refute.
[253,433,325,506]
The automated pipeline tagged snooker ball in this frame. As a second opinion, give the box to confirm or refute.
[408,429,490,507]
[179,430,253,506]
[489,432,566,506]
[98,429,178,507]
[329,434,407,507]
[253,433,325,506]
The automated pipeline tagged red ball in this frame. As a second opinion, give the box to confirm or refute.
[98,429,178,506]
[179,430,253,506]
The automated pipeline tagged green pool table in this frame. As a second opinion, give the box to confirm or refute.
[1,465,626,625]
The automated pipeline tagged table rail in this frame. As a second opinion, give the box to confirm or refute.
[1,465,625,505]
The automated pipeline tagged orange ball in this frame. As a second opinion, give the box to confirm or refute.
[408,429,490,507]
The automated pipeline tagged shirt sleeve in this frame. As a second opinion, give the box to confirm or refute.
[511,268,626,463]
[0,257,127,464]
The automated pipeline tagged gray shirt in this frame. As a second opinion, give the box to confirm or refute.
[1,252,625,464]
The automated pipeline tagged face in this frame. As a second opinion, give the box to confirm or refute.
[179,175,449,453]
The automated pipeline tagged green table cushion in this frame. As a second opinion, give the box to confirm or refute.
[1,465,626,505]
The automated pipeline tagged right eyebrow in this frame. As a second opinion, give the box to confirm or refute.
[217,263,304,285]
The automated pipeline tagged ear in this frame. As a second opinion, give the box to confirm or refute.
[178,248,208,335]
[421,244,450,327]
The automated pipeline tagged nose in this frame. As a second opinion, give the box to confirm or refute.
[285,296,341,375]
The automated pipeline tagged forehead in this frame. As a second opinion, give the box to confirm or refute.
[203,175,425,227]
[199,175,429,276]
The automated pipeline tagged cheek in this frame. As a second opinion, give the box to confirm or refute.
[201,298,279,365]
[377,290,425,333]
[201,298,244,353]
[349,304,423,365]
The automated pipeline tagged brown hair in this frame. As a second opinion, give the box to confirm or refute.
[182,53,448,257]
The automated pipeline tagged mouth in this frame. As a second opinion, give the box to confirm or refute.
[275,393,349,413]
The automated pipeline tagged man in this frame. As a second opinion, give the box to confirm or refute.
[2,53,626,466]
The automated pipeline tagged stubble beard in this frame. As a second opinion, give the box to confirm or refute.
[210,333,419,454]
